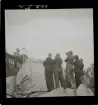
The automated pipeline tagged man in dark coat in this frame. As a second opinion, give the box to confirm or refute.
[13,48,20,57]
[73,55,84,88]
[64,51,76,88]
[80,58,84,72]
[54,53,65,89]
[43,53,54,92]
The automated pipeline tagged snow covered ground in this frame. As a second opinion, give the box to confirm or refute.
[16,59,47,92]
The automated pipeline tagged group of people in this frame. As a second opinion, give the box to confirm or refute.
[11,48,94,93]
[43,51,84,92]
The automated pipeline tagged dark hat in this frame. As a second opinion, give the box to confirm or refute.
[69,51,73,55]
[80,58,83,61]
[16,48,20,52]
[56,53,60,56]
[66,51,73,55]
[75,55,79,59]
[48,53,52,56]
[66,52,68,55]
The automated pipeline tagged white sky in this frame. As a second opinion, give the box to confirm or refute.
[5,9,94,68]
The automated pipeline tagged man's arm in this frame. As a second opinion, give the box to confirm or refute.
[82,64,84,69]
[60,59,63,64]
[80,63,84,70]
[65,57,68,62]
[73,59,76,65]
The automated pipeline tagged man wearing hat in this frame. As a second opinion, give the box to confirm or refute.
[13,48,20,57]
[73,55,84,88]
[43,53,54,92]
[64,51,76,88]
[54,53,65,89]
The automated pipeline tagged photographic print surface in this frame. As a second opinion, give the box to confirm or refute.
[5,9,94,98]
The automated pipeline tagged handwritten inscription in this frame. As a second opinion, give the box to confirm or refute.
[18,5,48,9]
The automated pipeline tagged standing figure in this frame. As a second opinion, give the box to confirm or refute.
[43,53,54,92]
[64,51,75,88]
[13,48,23,73]
[80,58,84,72]
[21,48,28,62]
[85,64,94,93]
[90,63,94,76]
[54,53,65,89]
[73,55,84,88]
[13,48,20,57]
[87,70,94,93]
[80,58,84,78]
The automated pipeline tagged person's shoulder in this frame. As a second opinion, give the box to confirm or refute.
[46,57,48,60]
[53,58,56,61]
[50,58,54,62]
[43,60,46,64]
[51,58,54,61]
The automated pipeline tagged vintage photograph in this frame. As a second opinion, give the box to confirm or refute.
[5,9,94,98]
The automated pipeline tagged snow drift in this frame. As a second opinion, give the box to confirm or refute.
[16,58,47,94]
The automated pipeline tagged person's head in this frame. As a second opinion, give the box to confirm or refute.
[48,53,52,58]
[66,51,73,56]
[75,55,79,59]
[56,53,60,58]
[80,58,83,62]
[69,51,73,55]
[16,48,20,53]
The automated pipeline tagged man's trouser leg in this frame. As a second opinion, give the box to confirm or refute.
[75,72,82,88]
[45,70,54,91]
[45,70,51,91]
[49,71,54,91]
[67,73,72,88]
[65,72,70,88]
[59,70,66,89]
[70,72,76,88]
[54,71,59,88]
